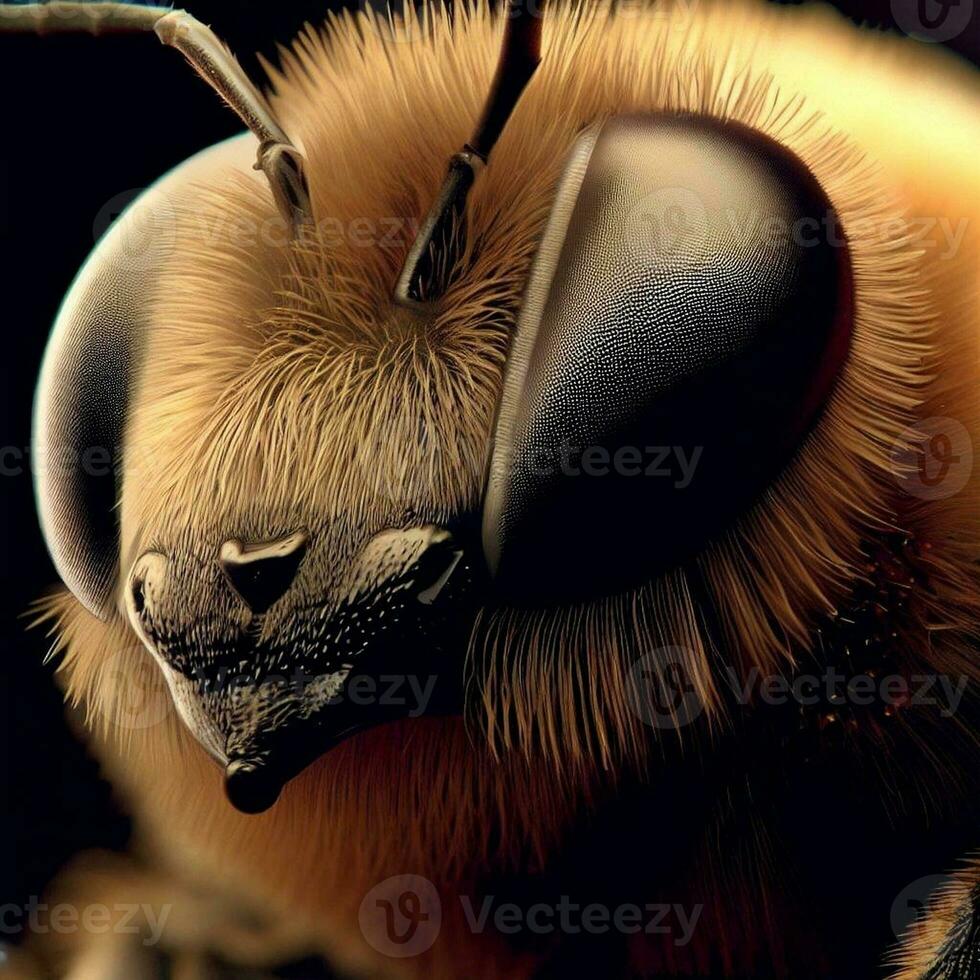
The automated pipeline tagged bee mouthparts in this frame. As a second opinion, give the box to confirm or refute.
[224,758,283,815]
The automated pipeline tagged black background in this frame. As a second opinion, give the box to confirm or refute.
[0,0,977,973]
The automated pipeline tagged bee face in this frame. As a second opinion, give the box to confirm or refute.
[73,87,852,808]
[100,164,502,807]
[23,3,899,794]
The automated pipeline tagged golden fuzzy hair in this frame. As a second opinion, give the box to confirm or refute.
[32,1,980,976]
[890,856,980,980]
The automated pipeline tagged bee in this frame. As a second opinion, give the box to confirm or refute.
[4,0,979,976]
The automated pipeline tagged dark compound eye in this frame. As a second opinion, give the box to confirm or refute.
[483,112,853,604]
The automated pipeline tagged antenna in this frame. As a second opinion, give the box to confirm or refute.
[394,0,543,306]
[0,2,313,234]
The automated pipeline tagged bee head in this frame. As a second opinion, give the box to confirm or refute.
[28,2,979,823]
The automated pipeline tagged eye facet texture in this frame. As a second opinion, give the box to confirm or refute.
[33,201,155,619]
[483,113,853,603]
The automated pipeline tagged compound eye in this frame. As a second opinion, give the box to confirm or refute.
[483,113,853,603]
[34,288,141,621]
[33,206,156,621]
